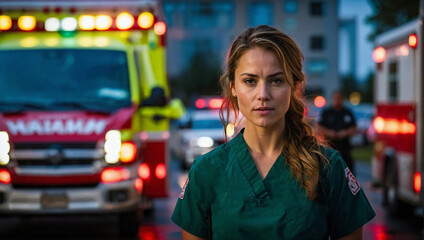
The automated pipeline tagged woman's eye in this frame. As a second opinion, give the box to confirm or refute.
[270,78,283,85]
[244,79,256,85]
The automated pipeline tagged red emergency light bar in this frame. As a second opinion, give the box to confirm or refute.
[373,116,416,135]
[0,12,166,35]
[195,98,224,109]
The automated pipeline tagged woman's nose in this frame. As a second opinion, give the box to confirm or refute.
[257,81,270,101]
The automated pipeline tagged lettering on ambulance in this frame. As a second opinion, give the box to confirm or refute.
[345,167,360,195]
[6,119,108,135]
[179,177,189,199]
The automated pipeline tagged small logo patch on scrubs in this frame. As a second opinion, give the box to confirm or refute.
[345,167,360,195]
[179,177,189,199]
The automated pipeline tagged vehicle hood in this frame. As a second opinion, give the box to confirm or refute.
[0,106,136,142]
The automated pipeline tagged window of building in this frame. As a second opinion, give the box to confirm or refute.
[309,1,324,16]
[183,2,234,29]
[388,61,398,100]
[284,0,298,14]
[248,2,273,26]
[310,35,325,50]
[306,59,328,75]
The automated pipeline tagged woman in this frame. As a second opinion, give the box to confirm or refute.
[172,25,375,240]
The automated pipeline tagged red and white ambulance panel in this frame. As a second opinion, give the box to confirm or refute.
[371,18,423,215]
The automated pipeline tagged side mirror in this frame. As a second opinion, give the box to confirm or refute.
[167,98,185,120]
[139,98,186,120]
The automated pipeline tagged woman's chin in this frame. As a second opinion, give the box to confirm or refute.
[253,120,276,128]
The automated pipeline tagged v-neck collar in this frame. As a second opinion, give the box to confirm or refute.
[228,129,282,200]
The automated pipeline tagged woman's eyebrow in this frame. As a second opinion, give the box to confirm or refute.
[240,73,258,77]
[267,72,284,78]
[239,72,284,78]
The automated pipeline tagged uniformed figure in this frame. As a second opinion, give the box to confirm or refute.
[319,91,357,174]
[172,25,375,240]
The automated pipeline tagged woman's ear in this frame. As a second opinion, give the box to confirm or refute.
[230,82,237,98]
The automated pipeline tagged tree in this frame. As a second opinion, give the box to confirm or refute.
[366,0,419,40]
[360,72,374,103]
[340,74,359,98]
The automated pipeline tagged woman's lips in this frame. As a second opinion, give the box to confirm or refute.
[253,107,274,115]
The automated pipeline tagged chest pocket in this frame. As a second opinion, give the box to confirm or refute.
[212,181,291,239]
[238,197,287,239]
[237,196,329,240]
[213,197,289,240]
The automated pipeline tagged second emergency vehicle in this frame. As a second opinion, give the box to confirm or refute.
[371,18,422,216]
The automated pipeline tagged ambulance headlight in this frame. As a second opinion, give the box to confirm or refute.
[0,131,10,165]
[104,130,121,164]
[197,137,214,148]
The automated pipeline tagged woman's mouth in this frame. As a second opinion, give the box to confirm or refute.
[253,107,275,115]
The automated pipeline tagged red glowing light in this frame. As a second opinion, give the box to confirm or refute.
[373,117,416,135]
[138,163,150,180]
[101,168,129,183]
[209,98,223,109]
[120,141,137,163]
[314,96,326,108]
[155,163,167,180]
[414,172,421,193]
[135,178,143,192]
[154,21,166,36]
[0,169,11,184]
[409,33,418,49]
[195,99,206,109]
[372,47,386,63]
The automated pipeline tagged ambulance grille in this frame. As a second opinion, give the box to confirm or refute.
[14,142,97,150]
[17,158,93,166]
[12,142,101,167]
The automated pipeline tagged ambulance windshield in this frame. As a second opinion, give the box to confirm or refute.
[0,49,132,113]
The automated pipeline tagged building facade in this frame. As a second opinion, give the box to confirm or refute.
[163,0,339,101]
[339,18,357,79]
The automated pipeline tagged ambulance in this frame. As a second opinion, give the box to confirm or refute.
[0,0,184,236]
[371,18,422,216]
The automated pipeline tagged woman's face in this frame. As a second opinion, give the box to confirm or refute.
[232,47,291,129]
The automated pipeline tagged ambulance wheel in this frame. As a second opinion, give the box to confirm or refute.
[118,211,140,237]
[383,160,410,217]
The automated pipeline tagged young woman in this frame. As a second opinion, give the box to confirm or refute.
[172,25,375,240]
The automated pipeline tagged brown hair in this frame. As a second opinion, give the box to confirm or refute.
[219,25,328,199]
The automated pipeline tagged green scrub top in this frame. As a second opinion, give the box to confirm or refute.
[172,131,375,239]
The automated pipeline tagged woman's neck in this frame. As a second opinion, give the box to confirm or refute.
[243,120,285,156]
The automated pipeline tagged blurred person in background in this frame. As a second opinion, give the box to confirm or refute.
[319,91,357,174]
[172,25,374,240]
